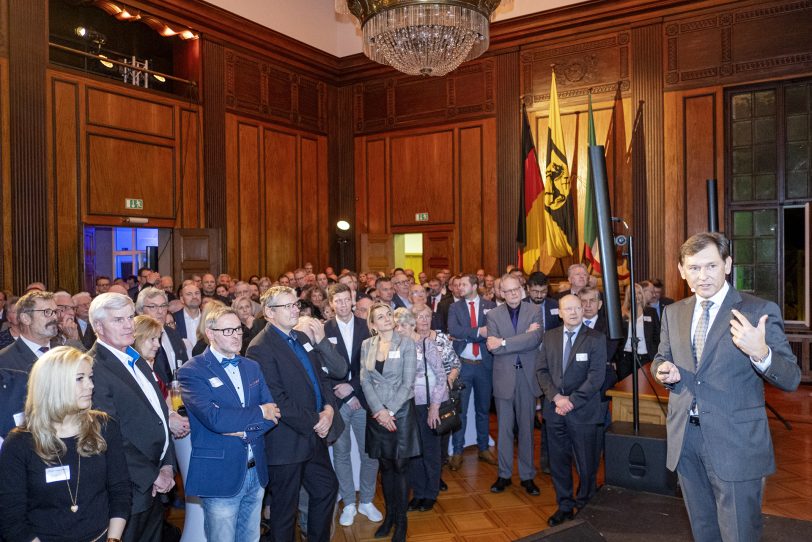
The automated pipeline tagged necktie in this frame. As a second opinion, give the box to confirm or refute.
[429,297,436,311]
[584,319,592,328]
[469,301,479,356]
[562,330,575,373]
[693,300,713,366]
[220,357,240,367]
[38,346,50,354]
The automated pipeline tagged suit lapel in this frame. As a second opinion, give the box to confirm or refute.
[564,327,588,374]
[95,345,157,412]
[677,297,696,367]
[203,348,243,405]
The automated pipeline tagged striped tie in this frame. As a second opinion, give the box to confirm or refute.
[693,300,713,366]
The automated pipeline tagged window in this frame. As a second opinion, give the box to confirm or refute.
[727,79,812,327]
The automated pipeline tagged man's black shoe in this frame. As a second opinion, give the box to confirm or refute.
[439,479,448,491]
[520,479,540,496]
[407,498,423,511]
[490,477,512,493]
[547,509,575,527]
[419,499,436,512]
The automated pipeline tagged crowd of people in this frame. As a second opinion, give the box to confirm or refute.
[0,232,795,542]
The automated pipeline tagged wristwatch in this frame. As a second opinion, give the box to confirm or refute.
[501,339,506,347]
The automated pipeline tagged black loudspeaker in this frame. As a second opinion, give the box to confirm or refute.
[514,520,606,541]
[605,422,677,496]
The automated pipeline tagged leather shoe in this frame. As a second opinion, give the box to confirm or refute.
[448,454,463,470]
[419,499,436,512]
[521,479,540,496]
[478,448,498,465]
[547,509,575,527]
[490,477,512,493]
[439,479,448,491]
[407,498,423,511]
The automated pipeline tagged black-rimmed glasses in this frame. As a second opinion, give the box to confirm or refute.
[25,308,58,317]
[210,327,244,336]
[267,301,302,311]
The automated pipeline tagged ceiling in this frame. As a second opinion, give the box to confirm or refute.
[203,0,589,58]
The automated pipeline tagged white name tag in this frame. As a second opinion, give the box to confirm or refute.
[328,337,338,345]
[416,353,424,361]
[322,366,329,374]
[550,308,559,315]
[13,412,25,427]
[643,316,652,322]
[576,353,588,361]
[45,465,71,483]
[303,342,314,352]
[388,351,401,359]
[209,377,224,388]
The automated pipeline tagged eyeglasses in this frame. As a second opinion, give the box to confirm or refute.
[210,327,244,336]
[502,287,522,295]
[143,303,169,311]
[57,305,76,312]
[26,308,58,317]
[268,301,302,311]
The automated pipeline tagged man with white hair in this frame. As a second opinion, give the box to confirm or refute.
[51,291,85,350]
[90,293,176,542]
[136,287,189,385]
[72,291,96,349]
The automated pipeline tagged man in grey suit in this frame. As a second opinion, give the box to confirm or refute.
[653,232,800,542]
[485,274,543,495]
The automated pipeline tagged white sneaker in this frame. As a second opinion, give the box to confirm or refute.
[358,502,383,522]
[339,503,357,526]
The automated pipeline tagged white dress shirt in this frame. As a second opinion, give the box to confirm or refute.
[460,296,483,360]
[336,317,355,381]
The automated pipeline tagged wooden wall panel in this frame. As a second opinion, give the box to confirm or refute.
[300,136,321,264]
[179,108,203,228]
[202,39,227,236]
[86,88,174,138]
[496,51,521,274]
[328,85,356,268]
[0,57,10,288]
[363,139,388,235]
[390,130,455,227]
[664,0,812,91]
[237,122,261,278]
[264,128,299,274]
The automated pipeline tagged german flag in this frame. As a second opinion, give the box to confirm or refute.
[517,105,545,274]
[543,71,577,258]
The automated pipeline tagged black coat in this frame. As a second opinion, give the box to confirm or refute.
[0,368,27,438]
[0,338,38,373]
[323,316,371,410]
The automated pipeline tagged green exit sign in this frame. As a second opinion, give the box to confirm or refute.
[415,212,429,222]
[125,198,144,210]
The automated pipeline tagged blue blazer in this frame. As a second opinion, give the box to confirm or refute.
[447,297,496,369]
[172,310,190,342]
[177,348,276,498]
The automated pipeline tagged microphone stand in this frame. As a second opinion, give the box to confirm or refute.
[626,236,641,434]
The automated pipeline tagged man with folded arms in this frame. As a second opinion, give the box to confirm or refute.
[178,306,280,541]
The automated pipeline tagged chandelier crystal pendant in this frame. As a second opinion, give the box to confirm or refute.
[344,0,501,77]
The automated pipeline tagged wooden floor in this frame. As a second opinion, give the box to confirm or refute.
[170,384,812,540]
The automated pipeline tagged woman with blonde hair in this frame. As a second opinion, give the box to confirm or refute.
[360,303,420,542]
[192,299,226,356]
[616,283,661,381]
[0,347,130,542]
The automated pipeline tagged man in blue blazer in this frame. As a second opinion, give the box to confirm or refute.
[178,305,279,542]
[653,232,800,541]
[447,274,497,469]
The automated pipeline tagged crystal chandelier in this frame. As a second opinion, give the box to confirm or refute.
[343,0,501,77]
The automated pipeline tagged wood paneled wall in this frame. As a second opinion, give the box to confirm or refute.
[48,71,203,291]
[224,113,329,279]
[354,119,498,274]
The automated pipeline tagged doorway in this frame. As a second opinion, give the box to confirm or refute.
[394,233,423,274]
[83,226,172,291]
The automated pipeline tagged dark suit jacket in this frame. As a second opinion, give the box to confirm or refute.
[433,295,457,333]
[522,297,562,330]
[589,316,620,400]
[536,325,607,424]
[324,316,371,410]
[620,307,660,359]
[76,318,97,350]
[448,297,496,369]
[652,287,800,481]
[246,324,345,465]
[392,295,409,310]
[172,309,200,343]
[152,325,189,384]
[90,342,176,513]
[0,368,27,438]
[0,338,38,373]
[650,297,675,323]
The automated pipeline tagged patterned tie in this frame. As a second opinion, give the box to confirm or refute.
[562,330,575,373]
[693,300,713,366]
[469,301,480,356]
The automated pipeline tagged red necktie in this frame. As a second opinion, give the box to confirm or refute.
[469,301,479,356]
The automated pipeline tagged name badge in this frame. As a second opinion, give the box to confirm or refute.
[13,412,25,427]
[643,316,652,322]
[303,342,314,352]
[416,353,424,361]
[322,366,329,374]
[45,465,71,483]
[328,337,338,345]
[209,377,224,388]
[388,351,401,359]
[576,353,588,361]
[550,308,559,315]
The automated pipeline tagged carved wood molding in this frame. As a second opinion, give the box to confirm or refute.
[224,48,327,133]
[521,31,631,107]
[664,0,812,89]
[352,58,495,134]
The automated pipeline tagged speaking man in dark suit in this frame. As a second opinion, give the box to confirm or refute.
[447,274,497,469]
[486,275,543,495]
[324,283,382,526]
[537,294,606,527]
[653,232,800,542]
[0,291,59,373]
[178,305,280,542]
[89,292,176,542]
[246,286,345,542]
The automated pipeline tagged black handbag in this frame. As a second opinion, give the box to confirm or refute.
[422,338,462,435]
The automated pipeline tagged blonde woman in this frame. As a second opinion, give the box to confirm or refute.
[617,283,661,381]
[192,300,226,356]
[360,303,420,542]
[0,347,130,542]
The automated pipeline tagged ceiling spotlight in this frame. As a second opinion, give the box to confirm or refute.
[337,220,351,231]
[75,26,87,38]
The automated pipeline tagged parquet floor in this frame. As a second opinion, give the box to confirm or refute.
[170,384,812,540]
